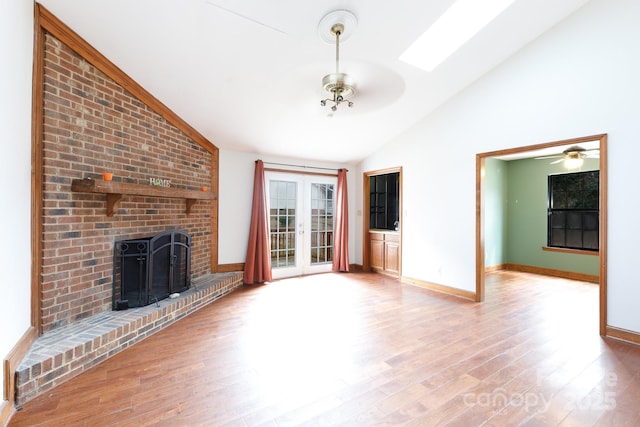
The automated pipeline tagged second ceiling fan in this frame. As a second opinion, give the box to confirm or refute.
[535,145,599,168]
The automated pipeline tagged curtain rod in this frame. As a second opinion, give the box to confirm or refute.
[261,161,347,172]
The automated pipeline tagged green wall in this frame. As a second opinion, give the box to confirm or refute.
[485,156,599,275]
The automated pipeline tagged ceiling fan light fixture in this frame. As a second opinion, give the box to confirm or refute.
[534,144,598,166]
[564,153,585,169]
[319,12,357,111]
[322,72,355,98]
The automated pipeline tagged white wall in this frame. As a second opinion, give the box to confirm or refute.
[360,0,640,332]
[218,149,358,267]
[484,158,507,268]
[0,0,34,395]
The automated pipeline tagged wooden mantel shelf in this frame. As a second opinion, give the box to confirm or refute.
[71,178,217,217]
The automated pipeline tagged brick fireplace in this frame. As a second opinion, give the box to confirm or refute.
[39,24,217,333]
[13,6,244,404]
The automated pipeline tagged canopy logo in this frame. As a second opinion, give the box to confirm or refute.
[462,371,617,415]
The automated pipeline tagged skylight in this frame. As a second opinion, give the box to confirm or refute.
[399,0,515,72]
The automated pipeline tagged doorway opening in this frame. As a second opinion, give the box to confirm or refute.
[476,134,607,335]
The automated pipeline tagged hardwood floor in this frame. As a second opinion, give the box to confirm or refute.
[8,271,640,426]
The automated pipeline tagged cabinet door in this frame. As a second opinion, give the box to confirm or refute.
[384,241,400,275]
[370,239,385,271]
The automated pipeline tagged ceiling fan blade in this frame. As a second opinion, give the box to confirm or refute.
[550,158,565,164]
[204,1,288,35]
[534,155,562,160]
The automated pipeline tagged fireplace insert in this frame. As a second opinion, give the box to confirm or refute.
[113,229,191,309]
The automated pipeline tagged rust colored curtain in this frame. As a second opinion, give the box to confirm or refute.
[332,168,350,272]
[243,160,272,284]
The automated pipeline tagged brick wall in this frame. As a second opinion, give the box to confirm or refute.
[40,32,214,333]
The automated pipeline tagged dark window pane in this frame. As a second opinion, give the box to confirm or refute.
[583,231,599,250]
[584,175,598,191]
[550,229,565,246]
[583,213,598,231]
[566,229,583,248]
[585,190,599,208]
[553,190,567,209]
[567,212,582,229]
[547,170,599,251]
[550,212,565,228]
[369,172,399,230]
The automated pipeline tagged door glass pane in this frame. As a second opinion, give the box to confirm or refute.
[310,183,334,265]
[269,180,297,268]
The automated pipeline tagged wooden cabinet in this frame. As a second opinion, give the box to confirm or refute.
[369,231,400,276]
[370,234,385,270]
[384,233,400,275]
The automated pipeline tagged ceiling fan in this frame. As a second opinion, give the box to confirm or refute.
[535,145,599,168]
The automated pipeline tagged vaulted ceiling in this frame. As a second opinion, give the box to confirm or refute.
[38,0,590,163]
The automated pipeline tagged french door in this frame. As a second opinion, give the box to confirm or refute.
[266,172,336,279]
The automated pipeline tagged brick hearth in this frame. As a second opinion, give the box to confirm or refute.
[15,272,243,404]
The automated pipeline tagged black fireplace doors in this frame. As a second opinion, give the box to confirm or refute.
[113,229,191,309]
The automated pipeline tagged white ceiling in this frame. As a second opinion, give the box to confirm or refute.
[37,0,591,164]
